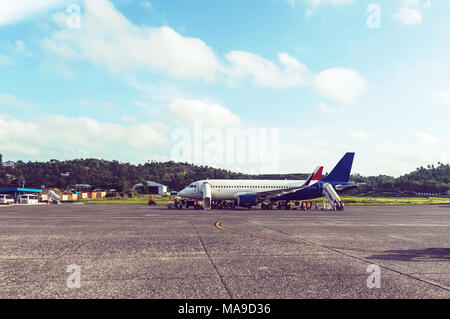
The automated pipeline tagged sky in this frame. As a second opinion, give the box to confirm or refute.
[0,0,449,176]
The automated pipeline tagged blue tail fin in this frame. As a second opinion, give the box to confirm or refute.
[323,153,355,182]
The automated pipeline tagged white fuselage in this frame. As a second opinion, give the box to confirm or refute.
[178,179,312,201]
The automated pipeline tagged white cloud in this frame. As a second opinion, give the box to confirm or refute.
[371,133,448,175]
[39,0,367,104]
[0,0,66,26]
[0,115,38,141]
[276,126,450,177]
[0,142,40,156]
[367,132,448,176]
[312,68,368,104]
[226,52,367,104]
[396,0,424,25]
[396,7,423,25]
[42,0,222,82]
[167,99,243,128]
[226,51,309,88]
[48,115,168,149]
[0,113,169,158]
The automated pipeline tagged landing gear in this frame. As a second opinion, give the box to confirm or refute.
[261,202,276,210]
[211,200,236,209]
[276,201,291,210]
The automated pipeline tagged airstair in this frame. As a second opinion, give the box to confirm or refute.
[322,183,343,210]
[202,182,212,210]
[47,190,60,204]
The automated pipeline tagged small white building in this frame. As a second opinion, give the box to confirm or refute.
[133,181,167,195]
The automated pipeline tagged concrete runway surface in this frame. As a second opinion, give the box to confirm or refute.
[0,204,449,299]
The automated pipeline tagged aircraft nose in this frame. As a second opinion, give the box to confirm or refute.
[178,189,187,197]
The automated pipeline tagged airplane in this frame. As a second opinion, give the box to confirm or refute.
[177,152,362,210]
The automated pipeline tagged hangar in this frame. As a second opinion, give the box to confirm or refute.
[133,181,167,195]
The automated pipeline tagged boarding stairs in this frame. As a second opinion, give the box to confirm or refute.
[322,183,343,210]
[47,190,60,204]
[202,182,212,210]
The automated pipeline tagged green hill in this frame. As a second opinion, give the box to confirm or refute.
[348,163,450,195]
[0,155,448,195]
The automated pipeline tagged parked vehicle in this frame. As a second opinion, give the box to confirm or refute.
[0,194,14,205]
[18,194,39,204]
[167,197,203,209]
[148,196,156,206]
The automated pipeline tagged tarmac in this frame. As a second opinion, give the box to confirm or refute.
[0,203,449,299]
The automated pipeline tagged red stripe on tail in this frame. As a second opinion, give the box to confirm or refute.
[312,166,323,180]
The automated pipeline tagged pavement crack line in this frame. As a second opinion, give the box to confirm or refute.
[216,220,450,293]
[189,219,233,299]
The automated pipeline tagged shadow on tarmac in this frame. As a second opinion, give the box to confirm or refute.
[367,248,450,262]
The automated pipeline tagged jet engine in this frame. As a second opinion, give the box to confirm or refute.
[237,194,258,207]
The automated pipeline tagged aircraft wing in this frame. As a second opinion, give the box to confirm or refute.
[252,185,308,201]
[248,166,323,202]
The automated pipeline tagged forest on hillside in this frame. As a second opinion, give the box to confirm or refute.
[0,157,253,192]
[347,163,450,195]
[0,154,449,195]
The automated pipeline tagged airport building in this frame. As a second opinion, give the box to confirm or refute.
[133,181,167,195]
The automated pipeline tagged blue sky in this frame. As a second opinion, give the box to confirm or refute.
[0,0,449,176]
